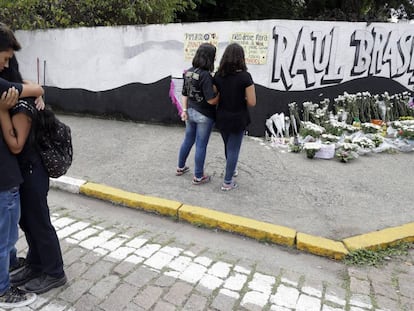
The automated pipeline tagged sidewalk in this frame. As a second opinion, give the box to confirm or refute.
[52,114,414,259]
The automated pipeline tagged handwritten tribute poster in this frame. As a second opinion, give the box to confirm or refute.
[184,33,218,60]
[231,32,269,64]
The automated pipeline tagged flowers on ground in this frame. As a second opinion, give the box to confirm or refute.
[335,143,359,163]
[361,122,382,134]
[392,120,414,140]
[300,121,325,138]
[303,142,321,159]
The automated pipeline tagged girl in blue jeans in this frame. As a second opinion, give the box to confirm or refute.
[177,43,219,184]
[214,43,256,191]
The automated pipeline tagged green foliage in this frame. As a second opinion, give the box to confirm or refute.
[301,0,414,21]
[0,0,196,30]
[343,242,412,266]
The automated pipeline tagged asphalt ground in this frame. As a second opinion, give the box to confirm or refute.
[53,113,414,246]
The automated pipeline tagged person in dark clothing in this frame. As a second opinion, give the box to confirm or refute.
[0,24,67,295]
[176,43,219,184]
[0,22,39,309]
[214,43,256,191]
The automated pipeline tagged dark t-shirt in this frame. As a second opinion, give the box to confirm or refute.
[182,67,216,120]
[0,77,23,94]
[10,99,41,167]
[214,71,254,132]
[0,77,24,190]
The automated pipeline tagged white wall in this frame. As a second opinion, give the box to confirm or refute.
[15,19,414,92]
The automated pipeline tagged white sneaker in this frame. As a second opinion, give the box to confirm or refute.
[0,287,36,309]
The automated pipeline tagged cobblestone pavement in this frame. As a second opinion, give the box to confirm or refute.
[3,189,412,311]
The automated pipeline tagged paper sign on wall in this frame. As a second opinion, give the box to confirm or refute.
[184,33,218,61]
[231,32,269,65]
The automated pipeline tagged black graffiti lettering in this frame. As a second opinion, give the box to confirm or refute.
[272,26,294,89]
[350,29,373,76]
[383,31,400,77]
[396,31,414,77]
[321,27,343,84]
[291,27,316,87]
[369,27,388,75]
[312,31,330,73]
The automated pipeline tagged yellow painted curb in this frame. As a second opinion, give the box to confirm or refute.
[80,182,182,218]
[343,222,414,251]
[179,204,296,246]
[296,232,349,260]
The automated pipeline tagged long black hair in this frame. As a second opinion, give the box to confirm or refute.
[192,43,216,72]
[216,43,247,77]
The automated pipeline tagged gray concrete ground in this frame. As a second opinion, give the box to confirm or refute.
[62,114,414,240]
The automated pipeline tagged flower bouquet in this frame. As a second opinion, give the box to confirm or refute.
[392,120,414,140]
[335,142,359,163]
[361,122,382,134]
[352,136,375,155]
[299,121,325,138]
[303,142,321,159]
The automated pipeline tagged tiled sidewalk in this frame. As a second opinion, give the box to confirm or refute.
[6,190,413,311]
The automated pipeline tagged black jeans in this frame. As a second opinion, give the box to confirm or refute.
[19,159,64,278]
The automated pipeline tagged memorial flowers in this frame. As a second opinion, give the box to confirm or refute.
[335,142,359,163]
[361,122,382,134]
[303,142,321,159]
[299,121,325,138]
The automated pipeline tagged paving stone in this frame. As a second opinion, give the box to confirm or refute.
[99,283,138,311]
[198,273,223,291]
[63,246,88,266]
[349,277,371,295]
[80,250,103,265]
[82,260,116,281]
[113,260,136,276]
[211,290,238,311]
[133,285,164,309]
[270,284,300,309]
[179,262,207,284]
[207,261,232,278]
[375,294,400,311]
[124,266,158,287]
[153,274,177,287]
[296,294,321,311]
[163,281,193,305]
[152,300,177,311]
[241,290,270,308]
[223,272,248,291]
[58,279,94,303]
[72,293,102,311]
[183,293,208,311]
[65,260,90,280]
[144,250,175,270]
[90,275,120,299]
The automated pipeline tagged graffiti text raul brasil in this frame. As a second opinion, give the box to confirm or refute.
[272,25,414,91]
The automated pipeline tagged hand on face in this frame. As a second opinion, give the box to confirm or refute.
[0,87,19,111]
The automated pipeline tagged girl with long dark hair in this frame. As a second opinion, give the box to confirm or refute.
[214,43,256,191]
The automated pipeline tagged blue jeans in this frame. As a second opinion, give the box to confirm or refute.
[221,130,244,184]
[0,186,20,294]
[178,108,214,179]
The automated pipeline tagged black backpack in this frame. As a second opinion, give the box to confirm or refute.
[36,109,73,178]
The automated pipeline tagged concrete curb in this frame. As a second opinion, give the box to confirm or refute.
[50,176,414,261]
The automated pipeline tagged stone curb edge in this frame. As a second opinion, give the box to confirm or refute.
[50,176,414,261]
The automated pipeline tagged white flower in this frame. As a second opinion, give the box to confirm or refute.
[303,142,322,150]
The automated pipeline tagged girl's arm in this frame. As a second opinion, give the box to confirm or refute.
[0,89,31,154]
[245,84,256,107]
[20,83,44,98]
